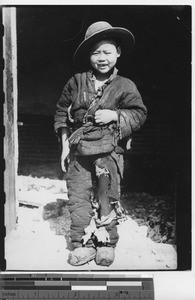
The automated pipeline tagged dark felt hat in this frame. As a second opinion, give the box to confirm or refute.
[73,21,135,68]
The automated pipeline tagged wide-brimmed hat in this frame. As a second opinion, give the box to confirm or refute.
[73,21,135,68]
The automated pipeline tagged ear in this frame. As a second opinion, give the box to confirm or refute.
[116,46,121,57]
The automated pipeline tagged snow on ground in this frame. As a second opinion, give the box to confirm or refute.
[5,175,177,271]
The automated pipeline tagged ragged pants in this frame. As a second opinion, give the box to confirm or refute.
[66,153,123,249]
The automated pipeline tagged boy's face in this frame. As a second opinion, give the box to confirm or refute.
[89,40,121,78]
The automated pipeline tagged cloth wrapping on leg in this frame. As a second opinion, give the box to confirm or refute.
[82,218,111,245]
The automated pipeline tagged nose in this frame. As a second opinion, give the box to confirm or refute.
[97,52,106,61]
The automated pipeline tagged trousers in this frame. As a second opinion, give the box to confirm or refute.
[66,153,122,249]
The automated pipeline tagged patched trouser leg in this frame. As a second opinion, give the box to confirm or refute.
[97,173,114,218]
[95,155,121,247]
[66,156,94,249]
[95,155,121,201]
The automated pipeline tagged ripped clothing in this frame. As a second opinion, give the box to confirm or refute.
[66,152,126,249]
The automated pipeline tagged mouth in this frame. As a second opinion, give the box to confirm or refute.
[98,64,108,69]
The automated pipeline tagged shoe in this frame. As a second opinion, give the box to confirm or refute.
[95,246,115,266]
[68,247,96,266]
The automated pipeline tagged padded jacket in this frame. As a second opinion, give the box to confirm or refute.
[54,69,147,145]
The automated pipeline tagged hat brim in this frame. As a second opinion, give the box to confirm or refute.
[73,27,135,69]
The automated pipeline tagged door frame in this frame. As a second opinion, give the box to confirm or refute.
[3,7,18,236]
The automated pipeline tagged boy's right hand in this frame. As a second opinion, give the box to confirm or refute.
[61,140,70,172]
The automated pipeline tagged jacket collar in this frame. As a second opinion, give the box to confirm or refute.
[88,67,118,84]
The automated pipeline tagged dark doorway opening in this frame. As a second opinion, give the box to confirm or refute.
[17,6,191,193]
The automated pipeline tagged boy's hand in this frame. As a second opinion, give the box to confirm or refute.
[61,128,70,172]
[95,109,118,125]
[61,140,70,172]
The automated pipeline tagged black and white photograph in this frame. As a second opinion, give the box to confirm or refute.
[1,5,191,272]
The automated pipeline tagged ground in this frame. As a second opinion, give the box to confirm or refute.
[5,163,177,271]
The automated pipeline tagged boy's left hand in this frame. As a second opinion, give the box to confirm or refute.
[95,109,118,125]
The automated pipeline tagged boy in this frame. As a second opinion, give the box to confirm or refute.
[54,21,147,266]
